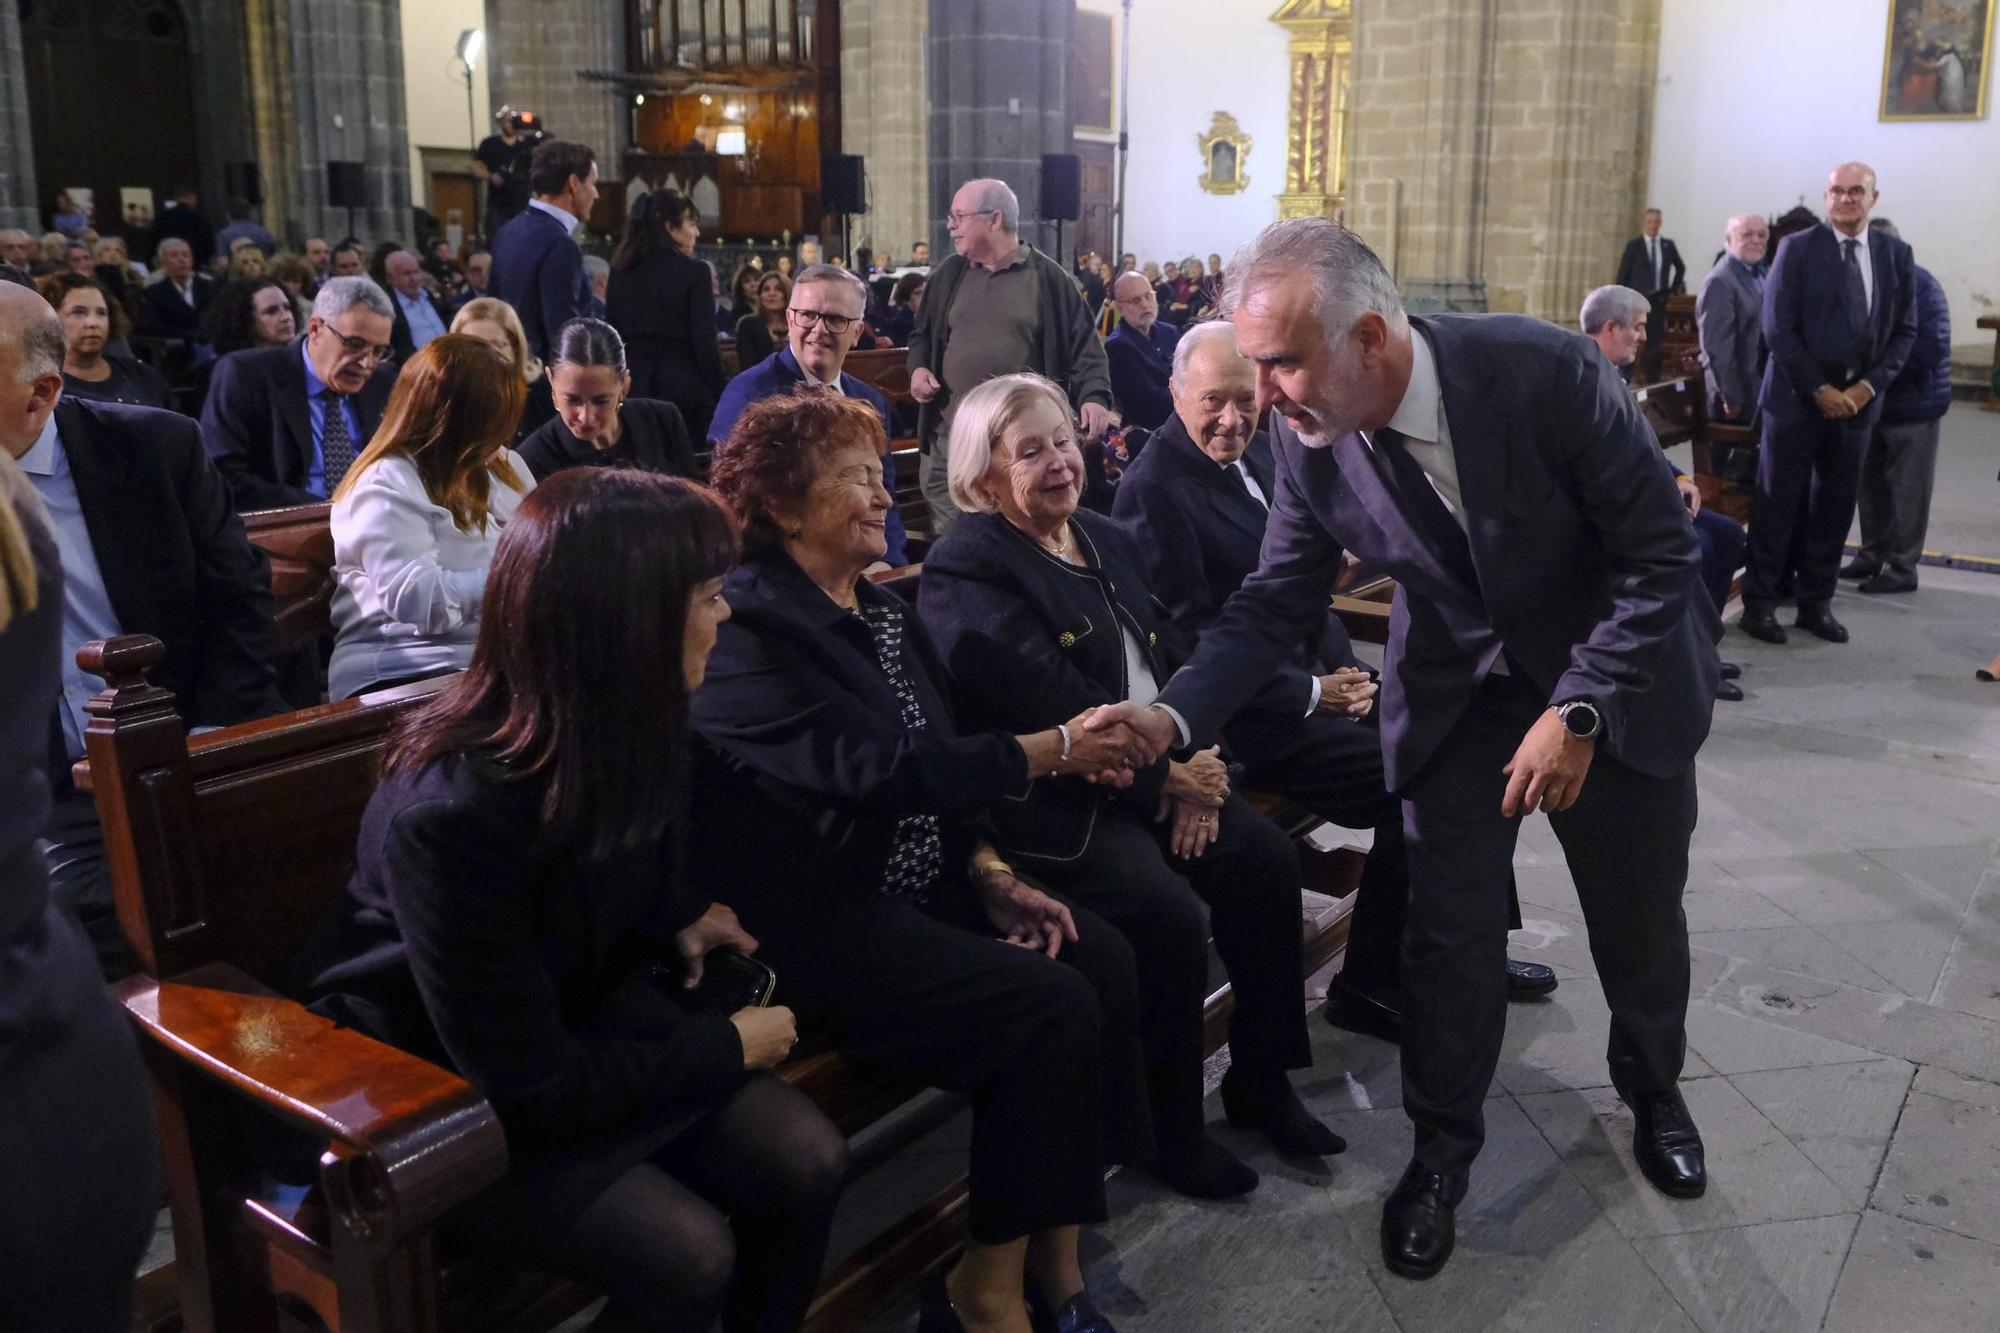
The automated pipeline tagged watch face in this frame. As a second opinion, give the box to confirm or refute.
[1563,703,1600,738]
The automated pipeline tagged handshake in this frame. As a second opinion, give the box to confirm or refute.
[1044,702,1182,787]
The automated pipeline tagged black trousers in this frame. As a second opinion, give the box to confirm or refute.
[1035,797,1310,1146]
[1691,507,1748,617]
[755,881,1149,1244]
[1400,673,1695,1175]
[1745,402,1879,612]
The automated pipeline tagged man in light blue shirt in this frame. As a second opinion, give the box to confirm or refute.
[384,249,450,361]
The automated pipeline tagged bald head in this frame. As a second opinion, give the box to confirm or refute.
[383,249,426,298]
[1111,271,1158,332]
[1724,213,1769,265]
[1826,161,1880,236]
[0,283,67,458]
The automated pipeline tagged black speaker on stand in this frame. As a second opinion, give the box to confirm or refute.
[1041,153,1081,267]
[821,153,866,270]
[327,161,367,242]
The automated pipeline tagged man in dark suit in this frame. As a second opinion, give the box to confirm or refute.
[137,237,216,343]
[1104,271,1182,431]
[1091,218,1720,1280]
[1741,162,1918,646]
[1694,213,1769,425]
[200,275,399,511]
[148,183,215,268]
[382,248,452,361]
[1615,209,1685,381]
[0,282,287,974]
[490,139,599,361]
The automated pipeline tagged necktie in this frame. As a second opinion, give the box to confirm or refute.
[1367,427,1480,590]
[1841,239,1871,364]
[320,392,356,492]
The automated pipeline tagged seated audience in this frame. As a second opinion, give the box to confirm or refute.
[303,236,332,281]
[457,248,493,307]
[93,234,145,283]
[421,237,464,299]
[200,278,299,356]
[61,241,94,278]
[267,251,318,326]
[149,183,214,268]
[0,445,160,1333]
[38,273,174,410]
[214,196,277,257]
[451,295,557,440]
[604,189,727,443]
[879,271,926,347]
[919,372,1342,1201]
[0,282,285,974]
[1103,273,1180,431]
[48,189,91,236]
[519,318,698,483]
[328,335,534,699]
[138,238,216,343]
[725,260,762,325]
[733,270,791,369]
[330,241,367,277]
[0,229,35,279]
[1582,285,1746,701]
[583,254,609,318]
[201,275,399,510]
[225,241,268,283]
[295,468,845,1332]
[383,248,451,360]
[33,232,67,276]
[708,263,909,567]
[695,390,1146,1332]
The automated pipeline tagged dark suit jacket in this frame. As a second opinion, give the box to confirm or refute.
[1758,223,1919,425]
[603,248,728,413]
[689,551,1026,925]
[148,202,215,267]
[1103,318,1181,431]
[199,339,398,511]
[54,398,287,727]
[490,205,591,361]
[516,397,700,483]
[138,274,216,342]
[1616,235,1685,297]
[1156,315,1720,792]
[1694,254,1764,417]
[388,289,454,363]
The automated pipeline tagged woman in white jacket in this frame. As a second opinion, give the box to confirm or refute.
[329,334,535,698]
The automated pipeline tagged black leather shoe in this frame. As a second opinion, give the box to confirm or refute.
[1029,1289,1117,1333]
[1323,976,1403,1044]
[1718,660,1742,679]
[1221,1068,1346,1157]
[1795,608,1849,643]
[1505,959,1559,1000]
[1838,558,1879,581]
[1715,678,1744,702]
[1381,1160,1467,1280]
[1619,1085,1707,1199]
[1857,572,1917,594]
[1739,607,1787,644]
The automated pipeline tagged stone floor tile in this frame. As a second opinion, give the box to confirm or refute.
[1631,1214,1859,1333]
[1684,990,1886,1076]
[1094,1156,1347,1297]
[1681,865,1803,932]
[1507,903,1599,979]
[1822,1210,2000,1333]
[1815,916,1962,1000]
[1727,1060,1915,1207]
[1362,1237,1701,1333]
[1689,925,1898,993]
[1929,866,2000,1021]
[1496,976,1715,1096]
[1870,1090,2000,1245]
[1712,850,1965,927]
[1451,1096,1619,1255]
[1516,1077,1852,1239]
[1911,1065,2000,1113]
[1096,1278,1400,1333]
[1855,841,1997,909]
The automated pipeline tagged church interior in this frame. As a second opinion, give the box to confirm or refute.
[2,2,1998,1331]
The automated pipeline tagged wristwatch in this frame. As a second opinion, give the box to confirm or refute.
[1554,700,1602,741]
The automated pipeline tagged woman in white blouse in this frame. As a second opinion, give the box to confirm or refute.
[329,334,535,698]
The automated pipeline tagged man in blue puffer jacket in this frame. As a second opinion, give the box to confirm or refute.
[1844,218,1952,594]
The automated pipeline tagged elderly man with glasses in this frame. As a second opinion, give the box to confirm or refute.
[200,275,401,511]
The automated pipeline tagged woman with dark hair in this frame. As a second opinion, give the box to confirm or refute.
[37,272,173,410]
[695,390,1145,1333]
[294,469,846,1333]
[518,317,698,482]
[879,271,926,348]
[731,271,791,367]
[199,278,298,356]
[604,188,727,442]
[328,334,535,698]
[725,260,762,324]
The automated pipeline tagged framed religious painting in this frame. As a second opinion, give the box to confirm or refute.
[1198,112,1252,195]
[1072,9,1116,136]
[1880,0,1993,120]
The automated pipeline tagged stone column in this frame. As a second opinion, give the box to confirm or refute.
[0,2,39,231]
[927,0,1074,256]
[843,0,929,261]
[485,0,627,171]
[1270,1,1354,222]
[283,0,414,244]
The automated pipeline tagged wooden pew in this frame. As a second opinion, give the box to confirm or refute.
[83,627,1362,1333]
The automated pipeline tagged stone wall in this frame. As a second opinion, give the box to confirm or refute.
[0,2,38,230]
[485,0,627,171]
[843,0,929,263]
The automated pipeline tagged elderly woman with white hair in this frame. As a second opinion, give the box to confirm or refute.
[917,371,1344,1203]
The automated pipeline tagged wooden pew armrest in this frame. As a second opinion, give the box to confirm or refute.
[115,963,508,1250]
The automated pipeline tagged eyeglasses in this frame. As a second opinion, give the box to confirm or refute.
[1827,185,1872,201]
[947,209,998,226]
[787,307,856,335]
[317,324,392,362]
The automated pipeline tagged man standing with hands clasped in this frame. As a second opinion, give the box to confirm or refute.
[1087,218,1721,1281]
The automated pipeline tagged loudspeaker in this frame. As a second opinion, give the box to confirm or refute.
[1040,154,1081,221]
[226,161,263,207]
[821,154,866,215]
[326,161,367,210]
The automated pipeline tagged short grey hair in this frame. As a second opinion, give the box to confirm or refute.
[961,178,1020,233]
[791,262,869,311]
[582,254,610,278]
[1219,217,1408,343]
[1171,320,1241,381]
[312,275,393,322]
[156,237,192,256]
[15,306,66,383]
[1579,284,1650,334]
[945,372,1073,513]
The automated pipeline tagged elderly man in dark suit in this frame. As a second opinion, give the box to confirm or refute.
[137,237,216,343]
[0,282,286,976]
[1615,209,1684,381]
[1741,162,1918,646]
[1103,271,1181,431]
[382,248,452,361]
[200,275,399,512]
[1091,218,1721,1280]
[490,139,599,361]
[1695,213,1769,425]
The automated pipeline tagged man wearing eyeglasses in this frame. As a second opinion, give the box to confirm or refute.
[908,177,1114,535]
[709,263,909,569]
[1740,161,1917,647]
[200,275,400,511]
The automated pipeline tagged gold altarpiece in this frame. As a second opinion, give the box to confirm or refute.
[1269,0,1352,221]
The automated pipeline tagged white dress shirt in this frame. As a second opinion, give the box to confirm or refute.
[1835,226,1874,311]
[529,198,580,235]
[328,451,535,699]
[1647,236,1661,291]
[1370,331,1469,534]
[1230,458,1268,509]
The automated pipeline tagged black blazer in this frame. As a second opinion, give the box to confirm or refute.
[516,397,699,483]
[733,314,781,369]
[291,754,746,1156]
[388,290,454,363]
[490,206,590,361]
[1759,223,1918,426]
[198,339,399,511]
[54,398,287,728]
[138,274,216,342]
[604,249,728,411]
[1616,235,1685,297]
[688,551,1027,931]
